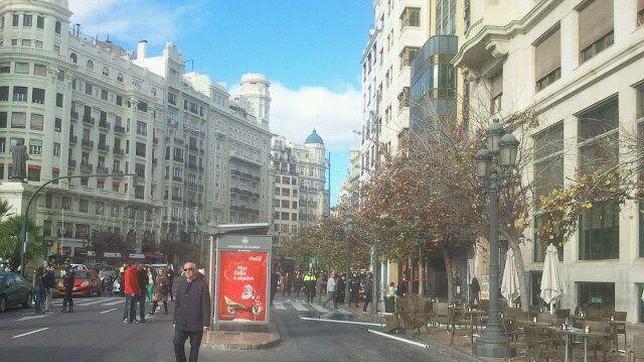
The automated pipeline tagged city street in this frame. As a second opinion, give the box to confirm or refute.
[0,294,473,362]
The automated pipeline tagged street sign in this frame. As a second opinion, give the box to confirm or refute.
[103,252,122,258]
[214,235,272,326]
[128,253,145,259]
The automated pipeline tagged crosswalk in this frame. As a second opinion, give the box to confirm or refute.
[50,296,124,308]
[272,298,339,314]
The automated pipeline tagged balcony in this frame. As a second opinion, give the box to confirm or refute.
[69,134,78,143]
[68,160,77,168]
[80,163,93,173]
[173,156,183,163]
[82,116,95,125]
[111,169,123,176]
[97,143,109,152]
[97,166,109,174]
[98,121,110,130]
[113,148,124,156]
[114,125,125,134]
[81,139,94,149]
[189,144,198,151]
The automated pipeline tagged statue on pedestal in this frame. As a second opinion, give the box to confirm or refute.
[11,140,29,182]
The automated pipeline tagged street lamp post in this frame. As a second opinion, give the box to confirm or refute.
[19,173,136,276]
[472,119,519,358]
[344,210,354,306]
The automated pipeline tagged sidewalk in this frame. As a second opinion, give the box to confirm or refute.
[201,323,281,351]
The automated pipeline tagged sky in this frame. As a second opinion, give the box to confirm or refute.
[68,0,373,206]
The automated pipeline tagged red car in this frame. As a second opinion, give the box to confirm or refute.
[57,270,101,297]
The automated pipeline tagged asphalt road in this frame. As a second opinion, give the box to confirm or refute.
[0,294,474,362]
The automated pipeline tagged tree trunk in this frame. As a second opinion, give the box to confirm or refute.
[442,246,455,304]
[503,230,530,312]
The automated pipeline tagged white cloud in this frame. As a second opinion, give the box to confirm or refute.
[67,0,202,45]
[267,83,362,151]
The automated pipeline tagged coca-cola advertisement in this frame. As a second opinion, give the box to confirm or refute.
[217,251,268,322]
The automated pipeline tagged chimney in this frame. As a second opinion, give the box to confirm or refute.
[137,40,148,60]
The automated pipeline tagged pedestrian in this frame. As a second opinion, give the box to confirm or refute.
[363,274,373,312]
[61,267,75,313]
[137,264,148,322]
[33,266,45,314]
[122,264,140,324]
[168,267,175,302]
[349,274,360,307]
[173,261,211,362]
[282,271,292,297]
[303,270,316,303]
[470,277,481,306]
[322,273,337,309]
[43,265,56,313]
[335,274,346,305]
[150,268,170,314]
[147,268,155,303]
[270,265,279,305]
[294,271,303,298]
[316,272,325,304]
[397,277,408,297]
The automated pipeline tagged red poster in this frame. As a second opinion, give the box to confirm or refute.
[218,251,268,322]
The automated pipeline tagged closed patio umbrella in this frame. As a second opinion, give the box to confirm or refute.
[540,243,566,314]
[501,248,520,307]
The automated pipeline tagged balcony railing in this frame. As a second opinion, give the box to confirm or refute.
[114,125,125,134]
[68,159,77,168]
[97,143,109,152]
[82,116,95,125]
[97,166,109,174]
[173,156,183,162]
[98,121,110,129]
[80,163,93,172]
[113,148,124,156]
[81,139,94,149]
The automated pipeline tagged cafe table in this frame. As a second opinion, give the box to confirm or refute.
[548,325,611,362]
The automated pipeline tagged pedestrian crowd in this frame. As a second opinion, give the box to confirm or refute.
[118,263,174,324]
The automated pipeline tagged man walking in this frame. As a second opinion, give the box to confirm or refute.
[122,264,139,323]
[137,264,148,322]
[322,273,337,309]
[33,266,45,314]
[173,261,211,362]
[61,267,75,313]
[43,265,56,313]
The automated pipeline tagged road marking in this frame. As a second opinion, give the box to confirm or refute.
[367,329,430,349]
[309,303,329,313]
[300,317,384,327]
[291,301,308,312]
[18,314,49,322]
[99,307,118,314]
[102,300,123,306]
[77,298,112,306]
[12,327,49,339]
[273,302,286,310]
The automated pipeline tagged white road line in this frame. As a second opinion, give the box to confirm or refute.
[102,300,124,306]
[77,298,112,306]
[291,301,308,312]
[273,302,286,310]
[99,307,118,314]
[300,317,383,327]
[12,327,49,339]
[18,314,49,322]
[367,329,430,349]
[309,303,329,313]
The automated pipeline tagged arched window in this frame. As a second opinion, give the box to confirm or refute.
[70,53,77,64]
[86,59,94,70]
[117,73,124,82]
[102,66,109,76]
[55,21,61,34]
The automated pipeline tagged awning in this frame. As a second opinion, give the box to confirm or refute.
[97,177,105,183]
[112,180,120,186]
[28,164,41,171]
[52,167,60,173]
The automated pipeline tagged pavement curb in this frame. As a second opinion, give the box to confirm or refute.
[201,323,281,351]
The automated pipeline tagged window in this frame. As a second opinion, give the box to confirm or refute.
[281,200,289,208]
[53,143,60,156]
[86,60,94,70]
[579,0,614,63]
[23,14,32,27]
[14,62,29,74]
[54,118,61,132]
[533,122,564,202]
[11,112,26,128]
[398,87,410,109]
[32,88,45,104]
[117,73,124,82]
[281,212,289,221]
[28,139,42,155]
[27,165,40,181]
[535,26,561,91]
[578,97,619,175]
[579,201,619,260]
[56,93,63,107]
[12,13,19,27]
[136,121,147,135]
[0,87,7,102]
[79,200,89,213]
[0,112,6,127]
[135,142,146,157]
[578,282,615,309]
[399,46,419,68]
[36,15,44,29]
[85,83,93,96]
[30,114,43,131]
[168,92,177,105]
[0,62,10,73]
[116,95,122,106]
[137,101,148,112]
[102,67,109,76]
[21,39,31,47]
[32,63,46,77]
[55,21,61,34]
[35,40,43,49]
[400,7,420,28]
[70,53,77,64]
[489,71,503,114]
[57,69,64,81]
[0,138,5,153]
[101,89,108,100]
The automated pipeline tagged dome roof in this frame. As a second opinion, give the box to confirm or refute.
[304,129,324,145]
[240,73,269,85]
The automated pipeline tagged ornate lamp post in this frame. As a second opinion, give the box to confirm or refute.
[472,119,519,358]
[344,210,354,306]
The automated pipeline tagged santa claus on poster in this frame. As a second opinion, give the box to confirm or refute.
[218,251,268,322]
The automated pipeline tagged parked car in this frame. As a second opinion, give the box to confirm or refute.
[56,270,101,297]
[0,272,33,312]
[69,263,89,271]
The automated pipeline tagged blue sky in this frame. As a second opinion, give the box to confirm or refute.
[69,0,372,206]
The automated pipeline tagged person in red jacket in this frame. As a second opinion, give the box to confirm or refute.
[122,264,140,324]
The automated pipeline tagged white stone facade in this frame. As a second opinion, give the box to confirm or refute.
[0,0,273,258]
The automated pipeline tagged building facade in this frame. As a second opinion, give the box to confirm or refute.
[453,0,644,322]
[270,131,328,246]
[0,0,273,258]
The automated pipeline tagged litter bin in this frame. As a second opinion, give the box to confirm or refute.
[385,296,395,313]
